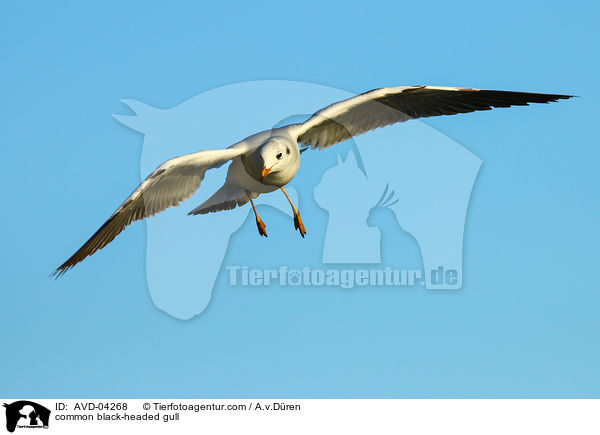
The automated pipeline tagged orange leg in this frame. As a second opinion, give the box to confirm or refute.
[281,186,306,238]
[247,192,267,237]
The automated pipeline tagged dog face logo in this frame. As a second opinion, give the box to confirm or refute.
[3,401,50,432]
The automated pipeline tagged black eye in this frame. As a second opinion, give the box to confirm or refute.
[276,152,283,159]
[286,148,291,154]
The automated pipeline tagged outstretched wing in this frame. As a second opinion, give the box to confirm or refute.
[53,147,245,277]
[293,85,573,150]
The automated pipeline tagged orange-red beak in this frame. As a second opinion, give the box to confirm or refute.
[260,166,272,182]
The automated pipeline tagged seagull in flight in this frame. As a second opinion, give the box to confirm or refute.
[53,85,573,277]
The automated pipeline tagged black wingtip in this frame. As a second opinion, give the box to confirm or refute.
[49,266,68,280]
[552,94,577,100]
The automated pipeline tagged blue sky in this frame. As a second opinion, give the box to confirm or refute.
[0,1,598,397]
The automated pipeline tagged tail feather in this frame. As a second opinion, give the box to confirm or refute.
[188,183,252,215]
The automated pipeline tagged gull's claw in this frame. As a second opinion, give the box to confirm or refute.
[280,186,306,238]
[293,211,306,238]
[256,217,268,237]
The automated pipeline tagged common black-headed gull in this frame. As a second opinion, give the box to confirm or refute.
[53,85,573,277]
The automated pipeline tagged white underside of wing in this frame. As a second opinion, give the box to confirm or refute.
[53,145,250,276]
[293,85,464,137]
[120,147,246,218]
